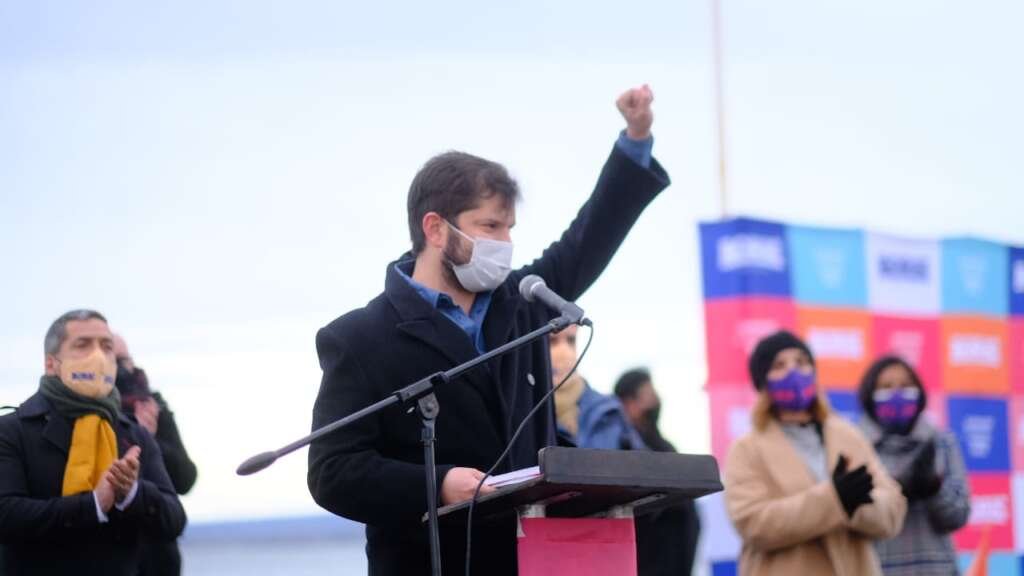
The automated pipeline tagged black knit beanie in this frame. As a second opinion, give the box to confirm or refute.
[748,330,815,390]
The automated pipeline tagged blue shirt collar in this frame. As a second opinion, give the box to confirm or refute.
[394,259,493,353]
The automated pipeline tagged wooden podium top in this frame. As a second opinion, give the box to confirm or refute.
[434,447,722,526]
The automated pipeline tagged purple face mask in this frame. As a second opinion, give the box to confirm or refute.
[766,369,816,412]
[873,387,920,429]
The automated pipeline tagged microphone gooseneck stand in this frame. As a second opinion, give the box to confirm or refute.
[237,312,588,576]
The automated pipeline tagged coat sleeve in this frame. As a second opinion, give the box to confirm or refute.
[307,326,454,526]
[724,436,847,552]
[114,425,188,540]
[152,393,198,495]
[0,416,101,542]
[925,431,971,534]
[847,431,907,539]
[514,145,670,305]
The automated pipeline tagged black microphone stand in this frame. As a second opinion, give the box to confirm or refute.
[237,313,586,576]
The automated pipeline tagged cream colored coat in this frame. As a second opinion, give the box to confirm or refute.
[724,416,907,576]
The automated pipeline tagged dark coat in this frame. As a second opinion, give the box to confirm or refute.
[632,431,701,576]
[131,391,197,576]
[0,392,187,576]
[308,145,669,575]
[147,392,197,497]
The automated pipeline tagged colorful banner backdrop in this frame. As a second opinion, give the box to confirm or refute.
[698,217,1024,574]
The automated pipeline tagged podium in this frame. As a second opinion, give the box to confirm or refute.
[436,447,722,576]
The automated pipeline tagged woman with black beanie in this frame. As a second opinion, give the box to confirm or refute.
[724,330,907,576]
[858,356,970,575]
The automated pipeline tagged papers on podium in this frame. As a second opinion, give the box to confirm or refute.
[483,466,541,489]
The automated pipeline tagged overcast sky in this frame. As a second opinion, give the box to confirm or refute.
[2,0,1022,521]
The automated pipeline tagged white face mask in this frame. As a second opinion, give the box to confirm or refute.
[446,221,514,292]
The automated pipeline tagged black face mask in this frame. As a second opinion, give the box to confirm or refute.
[115,364,151,410]
[642,403,661,429]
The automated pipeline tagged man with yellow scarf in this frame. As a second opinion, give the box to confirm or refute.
[0,309,186,574]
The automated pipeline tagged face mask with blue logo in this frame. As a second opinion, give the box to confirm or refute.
[873,386,920,430]
[59,347,116,399]
[766,368,817,412]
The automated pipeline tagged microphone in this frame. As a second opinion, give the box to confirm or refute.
[237,451,279,476]
[518,275,587,324]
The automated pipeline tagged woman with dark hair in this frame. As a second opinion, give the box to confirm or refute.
[724,330,906,576]
[858,356,970,575]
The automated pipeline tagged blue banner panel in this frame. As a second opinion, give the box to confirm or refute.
[700,218,791,299]
[948,395,1010,472]
[710,560,737,576]
[942,238,1009,316]
[955,553,1019,576]
[826,390,861,423]
[787,226,867,307]
[1011,247,1024,316]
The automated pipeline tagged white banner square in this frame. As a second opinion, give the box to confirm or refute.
[867,232,941,315]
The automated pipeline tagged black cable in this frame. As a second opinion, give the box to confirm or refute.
[463,322,594,576]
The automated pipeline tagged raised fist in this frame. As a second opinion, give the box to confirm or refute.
[616,84,654,140]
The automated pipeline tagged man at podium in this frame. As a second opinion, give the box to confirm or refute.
[307,86,671,575]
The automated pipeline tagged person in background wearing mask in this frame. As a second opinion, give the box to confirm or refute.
[615,369,701,576]
[857,356,970,575]
[308,85,670,576]
[0,310,186,575]
[114,334,197,576]
[724,330,906,576]
[550,325,645,450]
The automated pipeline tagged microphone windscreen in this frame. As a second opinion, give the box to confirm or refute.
[518,274,544,302]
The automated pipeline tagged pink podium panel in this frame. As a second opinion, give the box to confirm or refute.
[517,517,637,576]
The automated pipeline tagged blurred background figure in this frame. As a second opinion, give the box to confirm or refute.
[550,325,645,450]
[858,356,970,576]
[724,330,906,575]
[549,326,702,575]
[615,369,701,576]
[114,334,198,576]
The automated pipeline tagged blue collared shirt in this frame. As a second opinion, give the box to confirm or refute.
[396,261,492,353]
[396,135,652,352]
[616,130,653,169]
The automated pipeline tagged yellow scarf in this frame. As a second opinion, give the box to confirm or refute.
[61,414,118,496]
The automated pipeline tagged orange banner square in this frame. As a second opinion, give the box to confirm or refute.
[941,316,1009,394]
[796,307,872,389]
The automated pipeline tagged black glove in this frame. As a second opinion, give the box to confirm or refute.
[832,454,874,518]
[903,441,942,501]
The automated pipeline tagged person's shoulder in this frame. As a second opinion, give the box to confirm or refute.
[724,429,762,472]
[319,292,389,340]
[935,427,961,450]
[0,407,20,435]
[2,392,49,423]
[0,394,51,448]
[578,385,620,416]
[729,428,761,453]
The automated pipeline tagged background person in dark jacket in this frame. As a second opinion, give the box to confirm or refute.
[307,85,670,576]
[615,368,701,576]
[0,310,186,575]
[857,356,970,576]
[113,333,197,576]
